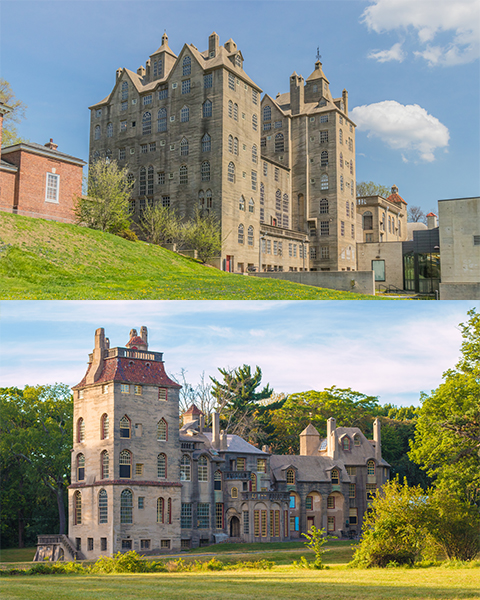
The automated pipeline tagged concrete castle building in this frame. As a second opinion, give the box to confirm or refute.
[36,326,389,561]
[88,32,356,273]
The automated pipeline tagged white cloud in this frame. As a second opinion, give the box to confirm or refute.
[368,42,406,63]
[362,0,480,66]
[350,100,450,162]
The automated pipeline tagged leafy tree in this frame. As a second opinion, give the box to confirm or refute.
[269,387,380,454]
[0,79,27,146]
[140,203,183,247]
[0,385,73,543]
[350,478,430,567]
[409,309,480,504]
[356,181,390,198]
[408,205,427,223]
[184,207,222,264]
[210,365,275,442]
[74,159,134,235]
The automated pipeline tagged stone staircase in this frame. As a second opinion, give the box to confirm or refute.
[34,534,86,561]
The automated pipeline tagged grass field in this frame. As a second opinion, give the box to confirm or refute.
[1,542,478,599]
[0,212,382,300]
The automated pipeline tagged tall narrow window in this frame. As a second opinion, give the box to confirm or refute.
[142,112,152,135]
[248,225,254,246]
[233,137,238,155]
[181,106,189,122]
[339,129,343,144]
[139,167,146,196]
[321,174,328,190]
[249,198,254,213]
[203,99,212,118]
[198,455,208,482]
[167,498,172,524]
[197,503,210,528]
[321,150,328,167]
[331,468,339,484]
[157,418,167,441]
[263,106,271,121]
[250,472,257,491]
[238,224,244,244]
[121,81,128,100]
[286,469,295,484]
[252,114,258,131]
[120,489,133,524]
[214,470,222,490]
[101,414,109,440]
[158,108,167,132]
[180,137,189,156]
[233,103,238,121]
[98,489,108,524]
[201,133,211,152]
[74,491,82,525]
[77,454,85,481]
[94,125,101,140]
[45,173,59,202]
[101,450,109,479]
[252,145,257,163]
[120,416,131,438]
[182,56,191,76]
[180,455,191,481]
[157,454,167,479]
[228,100,233,118]
[119,450,132,478]
[228,135,233,153]
[180,165,188,184]
[275,133,284,153]
[206,189,213,208]
[157,497,164,523]
[228,162,235,183]
[77,418,85,443]
[367,460,375,475]
[201,161,210,182]
[106,122,113,137]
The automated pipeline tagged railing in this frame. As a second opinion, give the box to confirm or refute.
[224,471,252,480]
[241,491,290,502]
[181,442,195,450]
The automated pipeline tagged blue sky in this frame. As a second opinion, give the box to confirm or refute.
[1,0,479,215]
[0,300,477,407]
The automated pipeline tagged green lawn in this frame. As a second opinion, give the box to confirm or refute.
[0,212,382,300]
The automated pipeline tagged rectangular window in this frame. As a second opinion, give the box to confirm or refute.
[274,121,282,128]
[215,503,224,529]
[122,539,132,550]
[181,503,192,528]
[182,79,191,94]
[138,496,145,509]
[349,484,356,498]
[162,196,171,208]
[150,142,156,152]
[327,496,335,509]
[341,221,345,236]
[243,511,249,534]
[372,260,386,282]
[320,131,328,143]
[251,170,257,191]
[263,122,271,131]
[321,246,329,259]
[140,539,150,550]
[236,457,246,470]
[134,385,142,395]
[252,89,258,104]
[197,503,210,528]
[204,73,213,88]
[274,168,279,182]
[310,247,317,259]
[87,538,93,551]
[121,384,129,394]
[228,73,235,91]
[347,466,357,475]
[366,484,376,502]
[320,221,330,236]
[327,516,335,531]
[306,496,313,510]
[320,114,329,123]
[119,148,126,161]
[254,510,260,537]
[75,538,81,552]
[143,95,152,105]
[161,539,171,549]
[289,495,295,509]
[100,538,107,551]
[158,388,167,401]
[158,172,165,185]
[257,458,266,473]
[135,464,143,476]
[45,173,59,203]
[274,510,280,537]
[158,86,168,100]
[289,516,295,532]
[141,144,148,154]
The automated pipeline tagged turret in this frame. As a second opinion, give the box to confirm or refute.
[373,418,381,462]
[327,417,337,459]
[86,327,106,384]
[300,423,320,456]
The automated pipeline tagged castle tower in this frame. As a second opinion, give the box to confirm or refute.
[69,327,182,559]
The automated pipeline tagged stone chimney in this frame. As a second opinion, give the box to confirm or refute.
[140,326,148,346]
[300,423,320,456]
[44,139,58,151]
[342,89,348,115]
[426,212,438,229]
[327,417,337,459]
[220,430,228,450]
[86,327,107,385]
[373,418,381,462]
[137,65,146,77]
[116,68,123,80]
[212,411,220,448]
[290,72,304,116]
[208,32,219,58]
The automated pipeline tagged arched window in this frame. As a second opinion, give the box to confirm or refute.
[252,114,258,131]
[350,161,354,175]
[157,418,167,441]
[180,137,189,156]
[181,106,189,122]
[247,225,254,246]
[286,469,295,485]
[250,472,257,491]
[77,453,85,481]
[233,103,238,121]
[74,491,82,525]
[289,494,296,509]
[252,144,257,163]
[157,497,164,523]
[231,487,238,499]
[331,468,339,484]
[367,460,375,476]
[148,165,154,195]
[363,211,373,230]
[202,99,212,118]
[182,55,191,76]
[321,174,328,190]
[339,129,343,144]
[180,455,191,481]
[94,125,101,140]
[157,453,167,478]
[107,122,113,138]
[239,195,245,211]
[340,152,343,168]
[158,108,167,132]
[77,418,85,443]
[121,81,128,101]
[249,198,254,213]
[167,498,172,524]
[351,202,355,216]
[275,133,284,153]
[340,175,344,192]
[342,437,350,451]
[198,455,208,482]
[98,489,108,523]
[283,193,289,211]
[206,189,212,208]
[321,150,328,167]
[228,135,233,153]
[119,450,132,478]
[263,105,271,121]
[179,165,188,184]
[201,161,210,182]
[120,416,131,438]
[202,133,211,152]
[198,190,205,206]
[127,173,134,186]
[142,111,152,135]
[346,200,350,217]
[139,167,146,196]
[120,489,133,524]
[228,162,235,183]
[238,224,244,244]
[233,137,238,155]
[275,189,281,211]
[101,450,109,479]
[214,470,222,490]
[228,100,233,118]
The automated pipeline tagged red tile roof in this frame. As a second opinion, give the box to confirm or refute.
[387,191,407,205]
[126,336,147,348]
[426,212,437,217]
[184,404,204,416]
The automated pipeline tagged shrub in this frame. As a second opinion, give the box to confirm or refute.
[88,551,150,574]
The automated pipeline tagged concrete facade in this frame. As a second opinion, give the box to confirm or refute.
[88,32,357,273]
[31,326,391,561]
[438,197,480,300]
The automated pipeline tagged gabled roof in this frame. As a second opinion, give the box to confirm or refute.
[306,60,330,84]
[1,142,86,166]
[300,423,320,436]
[202,431,268,455]
[270,454,350,483]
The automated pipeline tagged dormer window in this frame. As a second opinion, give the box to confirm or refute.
[342,437,351,451]
[286,468,295,485]
[331,468,339,484]
[235,54,242,68]
[354,434,361,446]
[182,56,191,77]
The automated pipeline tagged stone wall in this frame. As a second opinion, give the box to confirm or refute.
[251,269,375,295]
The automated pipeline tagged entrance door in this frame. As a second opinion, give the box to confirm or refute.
[230,515,240,537]
[307,516,315,530]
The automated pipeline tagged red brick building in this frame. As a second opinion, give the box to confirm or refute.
[0,102,86,223]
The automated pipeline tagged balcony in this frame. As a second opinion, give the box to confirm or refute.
[241,491,290,502]
[224,471,252,480]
